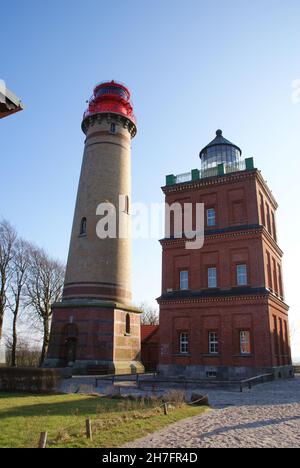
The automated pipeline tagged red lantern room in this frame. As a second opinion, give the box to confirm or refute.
[82,80,136,134]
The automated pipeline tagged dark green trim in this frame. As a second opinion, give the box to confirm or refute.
[217,163,225,176]
[166,174,176,186]
[245,157,254,170]
[191,169,200,181]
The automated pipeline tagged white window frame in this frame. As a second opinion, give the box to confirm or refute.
[180,270,189,290]
[207,208,216,227]
[179,332,189,354]
[240,330,251,355]
[209,332,219,354]
[237,264,248,286]
[206,370,217,379]
[208,267,217,288]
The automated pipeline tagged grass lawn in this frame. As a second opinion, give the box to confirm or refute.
[0,392,208,448]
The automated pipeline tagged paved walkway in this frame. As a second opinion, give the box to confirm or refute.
[124,376,300,448]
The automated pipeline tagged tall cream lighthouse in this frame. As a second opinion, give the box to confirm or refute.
[45,81,144,374]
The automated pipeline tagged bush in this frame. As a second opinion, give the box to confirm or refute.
[0,367,62,393]
[163,390,186,405]
[190,393,209,406]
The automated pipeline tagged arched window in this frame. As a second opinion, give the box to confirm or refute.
[80,217,87,236]
[110,123,116,134]
[125,195,129,214]
[125,313,131,335]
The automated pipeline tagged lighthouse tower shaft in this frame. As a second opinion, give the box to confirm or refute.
[64,114,133,303]
[45,82,144,374]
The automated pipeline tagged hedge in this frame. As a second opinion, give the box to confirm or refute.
[0,367,62,393]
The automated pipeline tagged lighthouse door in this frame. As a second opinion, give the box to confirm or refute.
[61,323,78,366]
[64,337,77,366]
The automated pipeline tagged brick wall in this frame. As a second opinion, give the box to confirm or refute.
[158,169,291,375]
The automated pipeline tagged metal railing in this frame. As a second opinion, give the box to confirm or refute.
[175,172,192,184]
[174,159,248,185]
[225,159,246,174]
[239,373,274,392]
[95,372,274,393]
[95,372,158,387]
[201,166,219,178]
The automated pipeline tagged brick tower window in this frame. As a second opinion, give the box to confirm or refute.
[272,259,278,295]
[180,270,189,290]
[260,193,266,226]
[125,313,131,335]
[266,251,273,291]
[125,195,129,214]
[179,332,189,354]
[209,332,219,354]
[240,331,251,354]
[207,208,216,227]
[79,217,87,236]
[271,211,277,242]
[266,203,272,235]
[237,264,248,286]
[278,264,283,298]
[207,267,217,288]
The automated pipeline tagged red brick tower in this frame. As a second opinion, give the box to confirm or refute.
[158,130,292,380]
[45,81,144,374]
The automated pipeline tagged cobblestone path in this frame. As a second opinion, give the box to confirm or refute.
[124,376,300,448]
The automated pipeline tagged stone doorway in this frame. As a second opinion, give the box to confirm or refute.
[64,337,77,366]
[60,322,78,367]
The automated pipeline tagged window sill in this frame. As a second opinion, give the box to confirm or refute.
[167,289,191,293]
[124,333,131,337]
[202,354,221,358]
[173,353,191,357]
[233,354,253,358]
[78,234,87,238]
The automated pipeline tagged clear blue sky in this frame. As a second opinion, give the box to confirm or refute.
[1,0,300,357]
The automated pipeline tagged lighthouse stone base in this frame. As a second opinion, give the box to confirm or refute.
[44,300,144,375]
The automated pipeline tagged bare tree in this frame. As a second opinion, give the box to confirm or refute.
[139,302,159,325]
[5,336,41,368]
[8,239,31,366]
[0,220,17,341]
[25,247,65,366]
